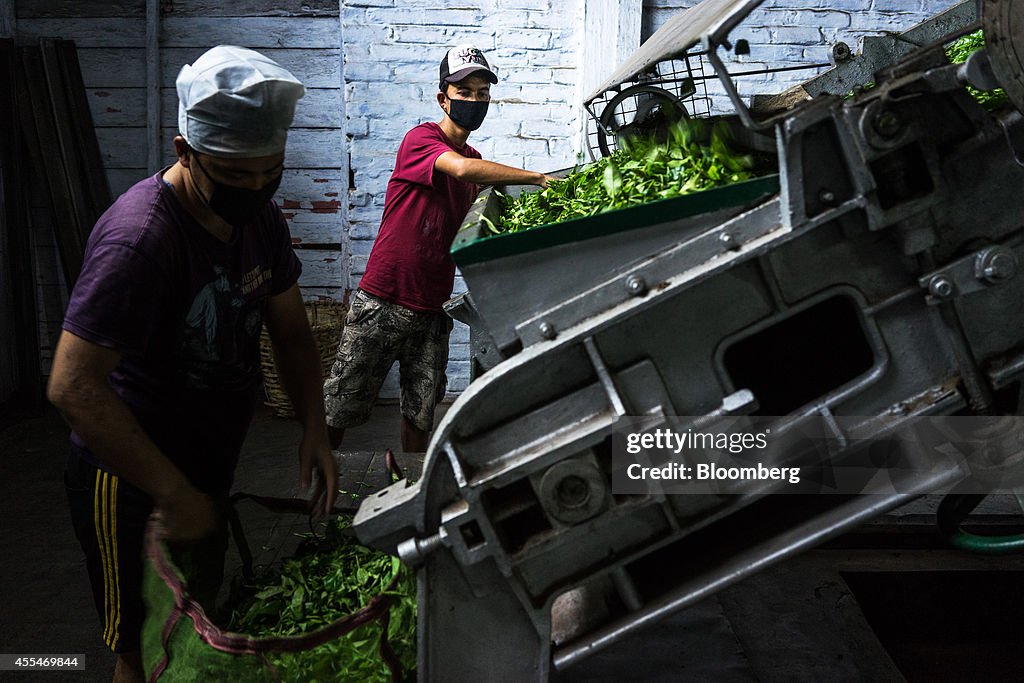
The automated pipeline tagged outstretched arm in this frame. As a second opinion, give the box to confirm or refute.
[435,151,554,187]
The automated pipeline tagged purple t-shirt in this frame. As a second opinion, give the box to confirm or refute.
[359,122,481,312]
[63,171,301,494]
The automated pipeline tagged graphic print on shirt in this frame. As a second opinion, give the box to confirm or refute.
[180,264,269,391]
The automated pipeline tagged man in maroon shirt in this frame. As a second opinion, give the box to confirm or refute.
[324,45,552,452]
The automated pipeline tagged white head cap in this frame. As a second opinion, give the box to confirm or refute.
[176,46,305,158]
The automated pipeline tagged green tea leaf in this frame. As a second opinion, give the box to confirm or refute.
[603,163,623,199]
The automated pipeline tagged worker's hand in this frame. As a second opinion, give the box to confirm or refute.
[154,483,217,543]
[538,174,558,189]
[299,430,338,517]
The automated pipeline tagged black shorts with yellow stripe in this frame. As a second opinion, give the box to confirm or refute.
[64,453,153,653]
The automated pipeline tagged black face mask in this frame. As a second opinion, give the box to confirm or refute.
[445,95,489,131]
[192,154,282,229]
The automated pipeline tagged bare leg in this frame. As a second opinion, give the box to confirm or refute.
[400,415,430,453]
[112,651,144,683]
[328,425,345,450]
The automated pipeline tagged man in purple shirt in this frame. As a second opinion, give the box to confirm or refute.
[47,46,337,683]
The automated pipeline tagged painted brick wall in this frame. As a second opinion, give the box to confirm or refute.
[642,0,962,111]
[342,0,587,396]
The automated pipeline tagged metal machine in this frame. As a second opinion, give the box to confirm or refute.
[356,0,1024,678]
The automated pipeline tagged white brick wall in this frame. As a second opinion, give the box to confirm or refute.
[344,0,963,398]
[342,0,586,396]
[642,0,961,111]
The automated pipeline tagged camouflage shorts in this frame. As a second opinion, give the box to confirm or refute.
[323,289,452,433]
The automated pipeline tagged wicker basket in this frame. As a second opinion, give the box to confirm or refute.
[260,300,347,418]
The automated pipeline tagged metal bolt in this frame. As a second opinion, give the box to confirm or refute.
[396,532,445,567]
[975,249,1017,284]
[555,475,591,509]
[625,275,647,296]
[928,275,955,299]
[721,389,757,415]
[719,232,734,246]
[831,41,852,64]
[873,109,904,138]
[819,189,837,205]
[538,321,556,340]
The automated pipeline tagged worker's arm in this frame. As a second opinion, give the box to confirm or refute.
[435,151,553,187]
[263,283,338,516]
[47,331,215,541]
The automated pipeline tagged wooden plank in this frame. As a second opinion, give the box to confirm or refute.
[17,45,86,288]
[104,167,343,199]
[0,39,14,402]
[160,17,339,49]
[286,219,342,248]
[29,207,63,285]
[0,38,41,406]
[162,48,341,88]
[17,0,145,19]
[1,1,14,38]
[87,85,347,129]
[278,169,343,198]
[146,0,160,173]
[280,129,343,168]
[78,48,145,87]
[38,39,112,251]
[102,166,344,247]
[54,40,113,224]
[16,18,147,48]
[31,211,70,379]
[294,248,343,288]
[162,0,338,17]
[96,126,147,168]
[160,87,342,129]
[78,47,340,89]
[105,167,146,198]
[87,87,145,127]
[40,39,95,240]
[156,128,344,169]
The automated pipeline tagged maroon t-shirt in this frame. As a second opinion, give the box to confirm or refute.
[359,122,481,311]
[62,171,302,494]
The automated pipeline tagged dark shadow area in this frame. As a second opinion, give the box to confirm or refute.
[842,570,1024,680]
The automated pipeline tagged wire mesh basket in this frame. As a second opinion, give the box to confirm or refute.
[585,50,714,160]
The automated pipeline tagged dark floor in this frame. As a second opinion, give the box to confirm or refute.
[0,400,431,682]
[4,401,1024,682]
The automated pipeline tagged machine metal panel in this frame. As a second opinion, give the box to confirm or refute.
[452,176,780,352]
[357,2,1024,679]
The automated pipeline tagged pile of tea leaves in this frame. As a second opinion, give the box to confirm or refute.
[491,118,765,234]
[225,515,416,682]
